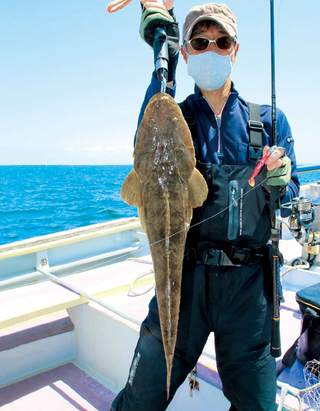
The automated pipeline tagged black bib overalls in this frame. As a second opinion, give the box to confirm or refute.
[111,160,277,411]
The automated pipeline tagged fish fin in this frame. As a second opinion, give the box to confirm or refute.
[138,207,147,233]
[188,168,208,208]
[121,169,142,207]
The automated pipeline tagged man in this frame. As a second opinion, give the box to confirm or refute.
[111,2,299,410]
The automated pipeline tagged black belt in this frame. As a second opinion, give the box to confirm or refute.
[185,245,265,266]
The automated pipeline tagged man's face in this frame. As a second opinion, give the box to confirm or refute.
[181,24,239,64]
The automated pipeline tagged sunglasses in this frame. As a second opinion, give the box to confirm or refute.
[184,36,235,52]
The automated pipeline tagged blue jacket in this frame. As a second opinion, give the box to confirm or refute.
[136,74,300,206]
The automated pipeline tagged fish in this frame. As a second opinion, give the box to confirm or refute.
[121,92,208,398]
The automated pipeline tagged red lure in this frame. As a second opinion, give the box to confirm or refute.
[248,146,277,187]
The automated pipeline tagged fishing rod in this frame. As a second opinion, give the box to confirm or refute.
[269,0,281,358]
[153,27,169,92]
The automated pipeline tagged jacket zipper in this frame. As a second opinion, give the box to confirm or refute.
[203,95,229,156]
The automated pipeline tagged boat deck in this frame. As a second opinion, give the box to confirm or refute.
[1,234,319,411]
[0,286,303,411]
[0,251,308,410]
[0,363,116,411]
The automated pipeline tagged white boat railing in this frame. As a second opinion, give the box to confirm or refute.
[0,217,142,261]
[0,245,140,291]
[0,217,148,292]
[36,266,142,327]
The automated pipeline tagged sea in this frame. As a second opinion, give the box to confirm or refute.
[0,166,137,246]
[0,165,320,247]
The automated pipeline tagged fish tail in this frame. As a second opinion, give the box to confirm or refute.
[164,187,172,401]
[167,374,171,400]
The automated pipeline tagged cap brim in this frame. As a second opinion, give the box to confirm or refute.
[185,16,237,41]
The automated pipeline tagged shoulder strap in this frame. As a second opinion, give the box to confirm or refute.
[248,102,263,161]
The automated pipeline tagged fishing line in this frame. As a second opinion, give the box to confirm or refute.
[150,167,280,244]
[55,168,280,276]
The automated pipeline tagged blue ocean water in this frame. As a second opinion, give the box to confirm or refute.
[0,166,138,246]
[0,166,319,247]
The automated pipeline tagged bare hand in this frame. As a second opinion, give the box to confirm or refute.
[263,146,285,171]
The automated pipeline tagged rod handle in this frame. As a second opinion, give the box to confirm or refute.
[153,27,169,83]
[271,317,281,358]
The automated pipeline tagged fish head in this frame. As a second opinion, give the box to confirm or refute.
[134,93,196,184]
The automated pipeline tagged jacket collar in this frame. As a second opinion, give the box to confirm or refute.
[194,81,239,111]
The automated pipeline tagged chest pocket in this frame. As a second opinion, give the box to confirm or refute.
[189,163,271,249]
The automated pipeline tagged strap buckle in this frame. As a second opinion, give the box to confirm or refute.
[248,118,264,160]
[248,146,263,160]
[203,249,221,265]
[228,246,251,264]
[248,120,264,131]
[203,248,241,266]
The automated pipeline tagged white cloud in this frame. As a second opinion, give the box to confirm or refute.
[83,146,103,152]
[104,144,132,153]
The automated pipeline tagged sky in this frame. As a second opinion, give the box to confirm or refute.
[0,0,319,166]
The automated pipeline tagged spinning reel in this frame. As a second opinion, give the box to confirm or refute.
[281,189,320,265]
[282,197,318,246]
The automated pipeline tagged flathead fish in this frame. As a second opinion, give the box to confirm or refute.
[121,92,208,398]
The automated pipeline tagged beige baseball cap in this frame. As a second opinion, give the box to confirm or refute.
[183,3,238,42]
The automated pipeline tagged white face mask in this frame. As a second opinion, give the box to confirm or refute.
[187,51,234,91]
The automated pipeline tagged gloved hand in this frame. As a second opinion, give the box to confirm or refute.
[266,154,291,187]
[261,146,291,195]
[140,1,179,82]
